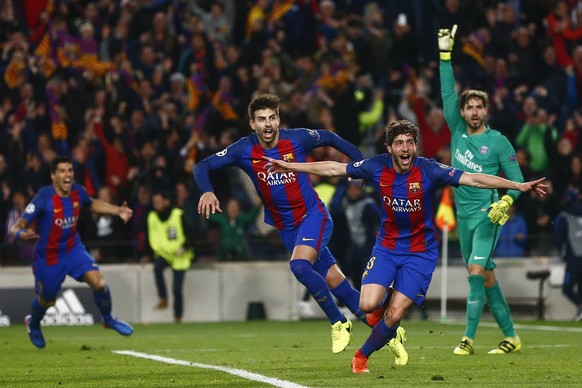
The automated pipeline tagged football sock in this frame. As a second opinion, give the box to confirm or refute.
[30,298,48,328]
[331,279,365,321]
[290,259,344,324]
[360,319,396,357]
[465,274,486,339]
[93,286,113,321]
[486,282,516,337]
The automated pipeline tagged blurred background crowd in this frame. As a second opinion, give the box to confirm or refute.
[1,0,581,268]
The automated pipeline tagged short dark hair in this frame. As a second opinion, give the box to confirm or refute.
[385,119,419,146]
[459,89,489,110]
[247,94,280,120]
[50,155,72,173]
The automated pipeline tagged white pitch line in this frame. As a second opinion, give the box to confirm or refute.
[113,350,309,388]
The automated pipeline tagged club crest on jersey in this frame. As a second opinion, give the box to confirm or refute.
[282,153,294,162]
[73,201,79,208]
[479,146,489,155]
[409,182,421,194]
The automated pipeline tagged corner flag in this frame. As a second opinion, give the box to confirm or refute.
[436,186,456,231]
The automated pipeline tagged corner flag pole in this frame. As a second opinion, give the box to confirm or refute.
[440,224,448,322]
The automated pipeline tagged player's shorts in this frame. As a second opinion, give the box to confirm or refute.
[33,245,99,301]
[279,203,335,278]
[361,243,438,306]
[457,216,501,271]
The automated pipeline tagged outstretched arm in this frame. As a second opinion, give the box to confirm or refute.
[91,199,133,223]
[264,156,348,177]
[459,173,547,196]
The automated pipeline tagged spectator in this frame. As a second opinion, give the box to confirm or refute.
[340,180,381,290]
[494,207,528,258]
[3,190,34,266]
[208,198,260,261]
[553,188,582,321]
[86,187,128,263]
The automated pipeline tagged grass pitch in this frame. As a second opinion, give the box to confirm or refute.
[2,318,582,387]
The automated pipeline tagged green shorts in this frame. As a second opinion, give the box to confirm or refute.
[457,215,501,271]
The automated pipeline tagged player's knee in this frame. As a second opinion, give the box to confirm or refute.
[39,297,56,308]
[289,259,312,281]
[359,295,380,313]
[386,305,404,323]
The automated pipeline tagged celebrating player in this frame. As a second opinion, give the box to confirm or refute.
[439,25,526,355]
[264,119,547,373]
[194,93,386,354]
[11,155,134,349]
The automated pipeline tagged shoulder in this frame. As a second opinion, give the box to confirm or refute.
[72,182,87,192]
[486,128,510,142]
[218,136,251,156]
[283,128,320,139]
[36,185,52,197]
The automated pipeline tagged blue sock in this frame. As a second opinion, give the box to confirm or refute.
[290,259,344,324]
[30,298,48,329]
[93,286,112,321]
[331,279,365,321]
[360,319,397,357]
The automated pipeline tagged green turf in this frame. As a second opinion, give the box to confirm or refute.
[2,318,582,387]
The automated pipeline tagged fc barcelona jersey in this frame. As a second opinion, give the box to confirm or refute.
[346,155,463,253]
[194,128,363,230]
[22,183,93,265]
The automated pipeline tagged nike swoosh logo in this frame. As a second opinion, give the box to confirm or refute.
[252,160,262,164]
[302,237,315,241]
[462,134,468,138]
[53,208,63,213]
[468,300,481,304]
[380,183,389,187]
[473,256,486,260]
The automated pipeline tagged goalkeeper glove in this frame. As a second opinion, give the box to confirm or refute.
[488,195,513,225]
[438,24,457,61]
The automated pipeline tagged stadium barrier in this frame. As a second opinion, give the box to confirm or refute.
[0,258,574,327]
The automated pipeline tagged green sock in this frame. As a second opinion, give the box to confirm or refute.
[465,274,486,339]
[486,282,516,337]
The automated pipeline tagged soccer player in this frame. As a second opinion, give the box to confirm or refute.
[439,25,526,355]
[195,93,382,354]
[264,119,547,373]
[11,155,134,349]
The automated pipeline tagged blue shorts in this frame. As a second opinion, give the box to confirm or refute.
[279,203,336,278]
[361,244,438,306]
[33,245,99,301]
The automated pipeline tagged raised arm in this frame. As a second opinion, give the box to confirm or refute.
[264,156,348,177]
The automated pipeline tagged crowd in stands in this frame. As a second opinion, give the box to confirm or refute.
[1,0,582,266]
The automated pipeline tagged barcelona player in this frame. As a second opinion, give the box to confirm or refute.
[10,155,134,349]
[439,25,525,355]
[195,93,383,354]
[264,119,547,373]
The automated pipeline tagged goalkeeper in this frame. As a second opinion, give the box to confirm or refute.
[438,25,524,355]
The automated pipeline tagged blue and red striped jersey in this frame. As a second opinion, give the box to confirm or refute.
[346,155,463,253]
[22,183,93,265]
[194,128,363,230]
